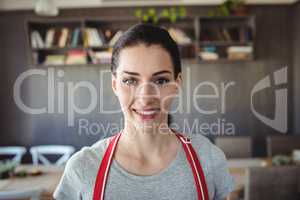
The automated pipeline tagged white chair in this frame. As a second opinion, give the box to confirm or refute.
[0,188,43,200]
[30,145,75,166]
[0,146,26,164]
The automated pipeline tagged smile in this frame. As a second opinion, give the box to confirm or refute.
[132,108,160,121]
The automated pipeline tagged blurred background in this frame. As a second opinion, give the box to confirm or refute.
[0,0,300,199]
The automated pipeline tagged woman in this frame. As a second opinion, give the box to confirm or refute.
[54,23,235,200]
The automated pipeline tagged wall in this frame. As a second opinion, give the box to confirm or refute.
[293,2,300,134]
[0,0,297,10]
[0,5,294,159]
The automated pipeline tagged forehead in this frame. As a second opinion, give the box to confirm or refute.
[117,44,174,76]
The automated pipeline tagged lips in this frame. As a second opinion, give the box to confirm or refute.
[132,108,160,121]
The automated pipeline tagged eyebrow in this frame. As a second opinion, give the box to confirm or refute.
[122,70,172,76]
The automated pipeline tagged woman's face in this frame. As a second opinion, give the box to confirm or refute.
[112,44,182,130]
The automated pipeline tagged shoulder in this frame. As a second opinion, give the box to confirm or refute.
[187,133,235,199]
[189,133,225,157]
[188,133,224,160]
[60,136,113,185]
[187,133,229,171]
[65,136,112,174]
[53,136,114,199]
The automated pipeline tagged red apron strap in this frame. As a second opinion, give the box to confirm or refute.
[93,133,122,200]
[175,133,210,200]
[93,131,209,200]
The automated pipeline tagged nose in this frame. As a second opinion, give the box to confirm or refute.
[135,82,159,105]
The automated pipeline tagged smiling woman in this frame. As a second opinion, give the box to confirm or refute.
[53,23,235,200]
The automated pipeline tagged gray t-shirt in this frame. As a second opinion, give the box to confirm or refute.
[53,134,235,200]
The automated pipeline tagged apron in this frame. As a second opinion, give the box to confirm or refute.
[93,130,209,200]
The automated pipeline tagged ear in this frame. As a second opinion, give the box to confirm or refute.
[175,73,182,91]
[111,74,118,96]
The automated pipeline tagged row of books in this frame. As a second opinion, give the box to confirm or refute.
[42,50,112,65]
[200,27,253,43]
[83,28,122,47]
[30,28,123,49]
[40,46,252,65]
[31,28,82,49]
[227,46,253,60]
[168,27,192,45]
[83,27,192,47]
[198,45,253,61]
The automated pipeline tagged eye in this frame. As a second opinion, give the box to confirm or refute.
[122,78,137,86]
[154,77,170,86]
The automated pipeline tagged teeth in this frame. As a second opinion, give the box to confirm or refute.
[135,110,159,115]
[140,111,156,115]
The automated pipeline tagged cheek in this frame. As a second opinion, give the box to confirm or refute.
[159,86,178,110]
[116,84,135,109]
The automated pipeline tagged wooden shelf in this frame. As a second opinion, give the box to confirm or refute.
[200,15,254,21]
[87,45,112,50]
[196,58,255,64]
[26,15,256,67]
[32,46,85,51]
[200,41,253,46]
[35,63,110,68]
[198,15,255,61]
[33,58,258,67]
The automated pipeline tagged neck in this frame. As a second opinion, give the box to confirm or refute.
[119,121,177,160]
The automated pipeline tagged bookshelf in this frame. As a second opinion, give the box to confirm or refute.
[27,18,137,67]
[158,17,197,59]
[26,15,255,67]
[198,16,255,62]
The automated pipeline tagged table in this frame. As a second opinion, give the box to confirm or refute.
[227,158,272,200]
[0,159,271,200]
[0,165,64,200]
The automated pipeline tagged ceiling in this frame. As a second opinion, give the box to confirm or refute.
[0,0,298,10]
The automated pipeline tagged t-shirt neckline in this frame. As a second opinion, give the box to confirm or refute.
[111,141,183,181]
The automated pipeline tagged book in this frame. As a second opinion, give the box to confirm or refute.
[31,31,44,48]
[222,28,232,42]
[53,29,61,47]
[59,28,69,48]
[215,28,224,41]
[88,50,111,64]
[44,55,65,65]
[108,30,123,47]
[168,27,192,45]
[98,29,107,45]
[86,28,93,46]
[45,28,55,48]
[199,51,219,60]
[31,32,38,49]
[90,28,103,47]
[227,46,253,53]
[227,46,253,60]
[66,29,73,47]
[65,50,87,65]
[71,28,80,47]
[83,29,89,47]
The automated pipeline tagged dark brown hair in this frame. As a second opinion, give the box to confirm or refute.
[111,23,182,79]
